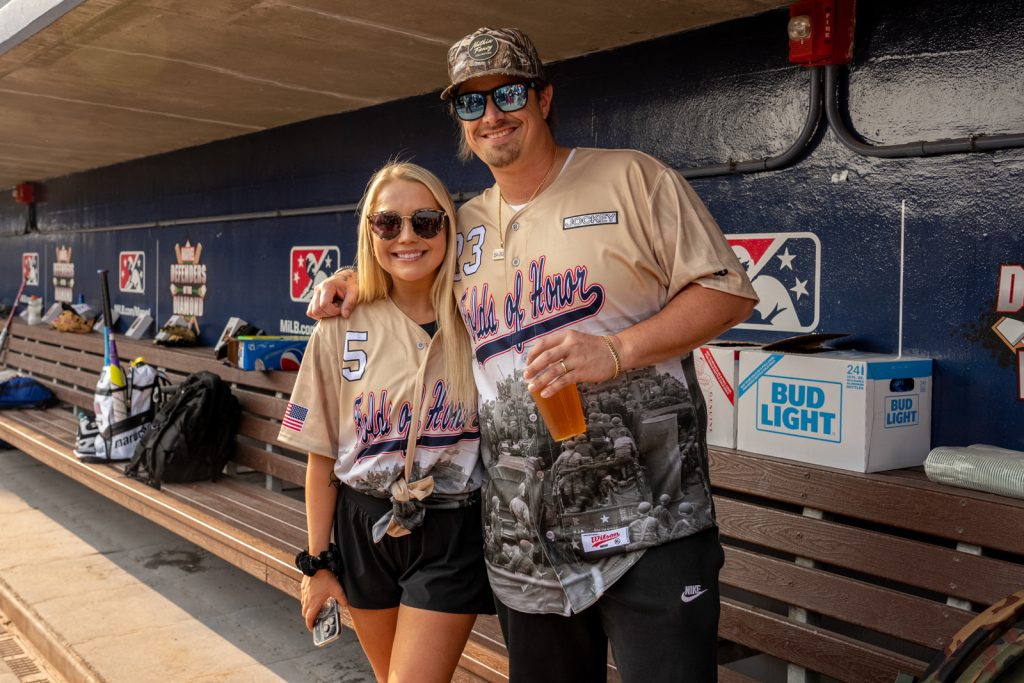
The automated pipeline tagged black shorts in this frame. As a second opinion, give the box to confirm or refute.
[333,484,495,615]
[495,528,724,683]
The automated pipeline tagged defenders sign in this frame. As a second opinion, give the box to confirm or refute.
[991,263,1024,400]
[52,245,74,303]
[170,241,206,323]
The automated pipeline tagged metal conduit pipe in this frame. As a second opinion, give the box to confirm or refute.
[681,66,823,179]
[824,64,1024,158]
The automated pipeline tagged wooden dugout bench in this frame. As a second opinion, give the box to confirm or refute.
[0,318,507,682]
[3,316,1024,682]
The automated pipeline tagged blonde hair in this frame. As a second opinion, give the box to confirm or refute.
[355,162,477,409]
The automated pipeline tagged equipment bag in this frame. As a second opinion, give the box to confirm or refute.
[124,371,240,489]
[0,374,56,409]
[896,590,1024,683]
[86,361,168,463]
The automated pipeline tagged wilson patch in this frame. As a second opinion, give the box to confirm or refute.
[581,526,630,553]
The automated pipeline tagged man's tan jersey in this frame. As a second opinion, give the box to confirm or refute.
[454,147,757,615]
[278,300,483,496]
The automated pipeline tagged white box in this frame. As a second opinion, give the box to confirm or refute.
[736,349,932,472]
[694,344,748,449]
[92,310,120,332]
[41,302,63,325]
[72,302,97,321]
[124,313,153,339]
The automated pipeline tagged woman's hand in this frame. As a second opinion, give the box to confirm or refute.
[523,330,620,397]
[306,269,359,320]
[300,570,348,631]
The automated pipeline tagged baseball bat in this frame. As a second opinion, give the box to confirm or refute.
[0,274,28,356]
[97,269,126,390]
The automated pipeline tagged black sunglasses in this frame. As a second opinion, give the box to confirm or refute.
[452,81,536,121]
[367,209,448,240]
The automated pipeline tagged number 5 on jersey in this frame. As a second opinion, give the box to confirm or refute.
[343,331,368,381]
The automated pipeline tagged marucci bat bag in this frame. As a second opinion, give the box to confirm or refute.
[125,371,240,489]
[82,360,168,462]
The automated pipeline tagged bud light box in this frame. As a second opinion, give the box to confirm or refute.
[735,350,933,472]
[237,336,308,371]
[695,343,761,449]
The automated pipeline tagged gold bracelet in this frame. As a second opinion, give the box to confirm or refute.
[601,335,621,381]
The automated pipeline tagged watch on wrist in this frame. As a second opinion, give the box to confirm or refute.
[295,543,341,577]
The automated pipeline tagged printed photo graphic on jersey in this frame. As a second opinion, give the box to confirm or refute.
[727,232,821,333]
[283,402,308,432]
[119,251,146,294]
[291,246,340,302]
[21,253,39,286]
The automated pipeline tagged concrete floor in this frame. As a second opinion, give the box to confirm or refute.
[0,448,374,682]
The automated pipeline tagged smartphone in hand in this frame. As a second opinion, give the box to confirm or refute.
[312,597,341,648]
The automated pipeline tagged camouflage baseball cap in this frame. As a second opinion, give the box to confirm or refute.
[440,27,545,100]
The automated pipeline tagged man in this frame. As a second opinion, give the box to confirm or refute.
[308,27,757,682]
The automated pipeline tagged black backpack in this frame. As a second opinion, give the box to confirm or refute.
[125,371,241,489]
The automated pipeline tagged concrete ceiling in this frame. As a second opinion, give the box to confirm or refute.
[0,0,787,189]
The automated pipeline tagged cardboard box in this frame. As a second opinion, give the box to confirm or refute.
[736,349,932,472]
[694,335,840,449]
[237,336,308,371]
[694,344,749,449]
[214,317,247,357]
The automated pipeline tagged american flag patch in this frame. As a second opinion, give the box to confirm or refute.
[282,402,308,432]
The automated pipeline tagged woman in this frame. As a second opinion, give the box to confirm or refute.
[278,162,491,683]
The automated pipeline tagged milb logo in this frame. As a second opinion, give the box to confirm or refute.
[22,253,39,286]
[291,246,340,302]
[727,232,821,333]
[119,251,145,294]
[756,376,842,442]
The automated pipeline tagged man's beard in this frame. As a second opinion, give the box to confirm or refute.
[462,128,521,169]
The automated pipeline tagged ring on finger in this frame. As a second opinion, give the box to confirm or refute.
[559,360,569,376]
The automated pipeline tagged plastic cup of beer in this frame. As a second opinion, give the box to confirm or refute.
[530,382,587,442]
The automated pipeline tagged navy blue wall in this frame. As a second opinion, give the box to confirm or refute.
[2,0,1022,449]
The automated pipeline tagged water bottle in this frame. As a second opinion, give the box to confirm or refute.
[27,296,42,325]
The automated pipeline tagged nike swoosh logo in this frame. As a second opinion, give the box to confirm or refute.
[680,589,708,603]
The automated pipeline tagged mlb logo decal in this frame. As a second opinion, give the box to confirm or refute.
[291,246,340,302]
[727,232,821,333]
[119,251,145,294]
[22,253,39,286]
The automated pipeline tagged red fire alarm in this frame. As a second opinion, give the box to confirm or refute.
[13,182,36,204]
[788,0,856,66]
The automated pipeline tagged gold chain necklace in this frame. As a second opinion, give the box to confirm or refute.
[493,151,559,261]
